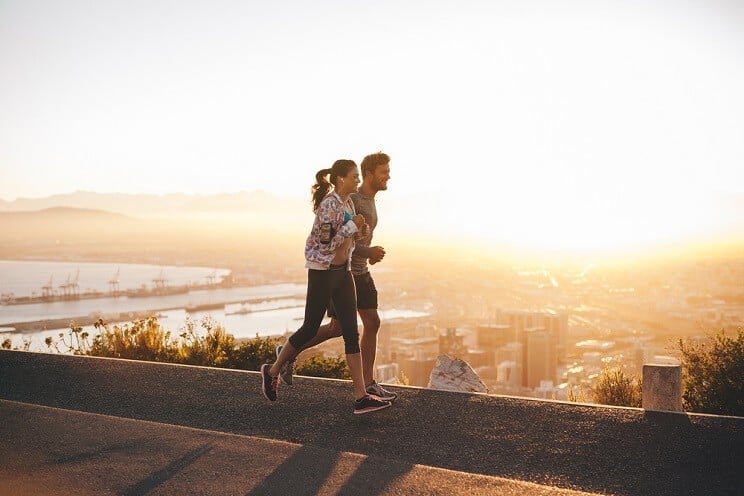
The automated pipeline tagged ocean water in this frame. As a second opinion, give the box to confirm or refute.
[0,259,231,297]
[0,260,429,351]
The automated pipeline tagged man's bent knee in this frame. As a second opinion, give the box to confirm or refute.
[319,319,343,339]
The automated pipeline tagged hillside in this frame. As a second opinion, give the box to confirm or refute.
[0,190,307,218]
[0,205,303,271]
[2,191,743,270]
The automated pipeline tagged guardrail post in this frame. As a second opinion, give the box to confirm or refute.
[642,364,683,412]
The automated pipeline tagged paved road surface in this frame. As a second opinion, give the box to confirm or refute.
[1,351,743,495]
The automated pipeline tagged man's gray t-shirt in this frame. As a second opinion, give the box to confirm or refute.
[349,192,377,275]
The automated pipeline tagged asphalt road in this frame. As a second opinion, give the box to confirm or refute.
[1,350,743,495]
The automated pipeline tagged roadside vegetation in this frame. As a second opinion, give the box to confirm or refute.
[2,316,349,379]
[4,320,742,415]
[678,327,744,417]
[591,366,643,408]
[589,327,743,416]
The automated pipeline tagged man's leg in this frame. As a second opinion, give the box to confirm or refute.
[358,308,381,386]
[359,308,397,401]
[298,318,343,352]
[354,272,397,401]
[278,314,344,385]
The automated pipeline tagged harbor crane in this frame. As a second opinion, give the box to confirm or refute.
[41,275,54,299]
[108,267,120,295]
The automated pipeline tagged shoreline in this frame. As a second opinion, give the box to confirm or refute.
[0,258,239,303]
[0,293,305,333]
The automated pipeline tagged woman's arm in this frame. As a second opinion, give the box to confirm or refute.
[315,198,359,255]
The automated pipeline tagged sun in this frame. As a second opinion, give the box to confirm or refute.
[381,185,734,262]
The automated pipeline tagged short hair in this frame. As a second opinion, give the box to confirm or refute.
[360,151,390,177]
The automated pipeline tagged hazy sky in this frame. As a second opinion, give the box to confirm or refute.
[1,0,742,254]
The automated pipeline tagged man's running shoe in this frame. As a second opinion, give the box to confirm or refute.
[366,380,398,402]
[261,363,279,401]
[275,345,297,385]
[353,394,392,415]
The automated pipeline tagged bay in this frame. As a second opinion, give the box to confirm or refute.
[0,260,430,352]
[0,259,231,297]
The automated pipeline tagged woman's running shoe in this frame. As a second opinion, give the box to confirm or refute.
[261,363,279,401]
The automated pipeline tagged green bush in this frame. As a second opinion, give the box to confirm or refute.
[76,318,179,362]
[591,366,642,407]
[679,327,744,417]
[227,334,282,371]
[295,354,350,379]
[175,316,236,367]
[44,316,348,379]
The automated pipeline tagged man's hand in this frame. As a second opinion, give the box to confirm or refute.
[352,214,365,229]
[368,246,386,265]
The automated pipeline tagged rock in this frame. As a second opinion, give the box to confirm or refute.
[428,355,488,393]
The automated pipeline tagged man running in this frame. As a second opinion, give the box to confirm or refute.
[277,151,397,401]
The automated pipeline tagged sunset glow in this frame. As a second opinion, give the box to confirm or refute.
[1,0,742,257]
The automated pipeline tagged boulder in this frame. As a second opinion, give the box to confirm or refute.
[428,355,488,393]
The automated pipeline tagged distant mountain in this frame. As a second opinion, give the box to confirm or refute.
[1,206,131,219]
[0,190,307,217]
[0,206,146,239]
[0,202,304,268]
[2,190,741,265]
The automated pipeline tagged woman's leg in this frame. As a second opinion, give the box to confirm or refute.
[330,271,366,399]
[272,270,330,377]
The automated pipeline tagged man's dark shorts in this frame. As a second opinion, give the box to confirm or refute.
[328,271,378,318]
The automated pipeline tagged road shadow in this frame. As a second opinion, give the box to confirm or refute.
[245,443,414,496]
[121,443,213,496]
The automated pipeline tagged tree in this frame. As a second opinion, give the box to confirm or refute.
[592,366,642,407]
[679,327,744,417]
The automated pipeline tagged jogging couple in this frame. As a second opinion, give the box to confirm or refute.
[260,152,397,414]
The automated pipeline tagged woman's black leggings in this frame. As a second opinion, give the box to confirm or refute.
[288,266,360,354]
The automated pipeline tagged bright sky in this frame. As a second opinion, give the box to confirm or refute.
[1,0,743,256]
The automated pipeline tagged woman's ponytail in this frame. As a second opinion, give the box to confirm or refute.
[310,160,357,213]
[311,168,332,212]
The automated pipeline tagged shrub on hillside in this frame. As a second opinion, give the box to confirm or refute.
[227,334,282,371]
[77,318,179,362]
[591,366,642,408]
[44,316,349,379]
[679,327,744,417]
[295,354,350,379]
[176,316,235,367]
